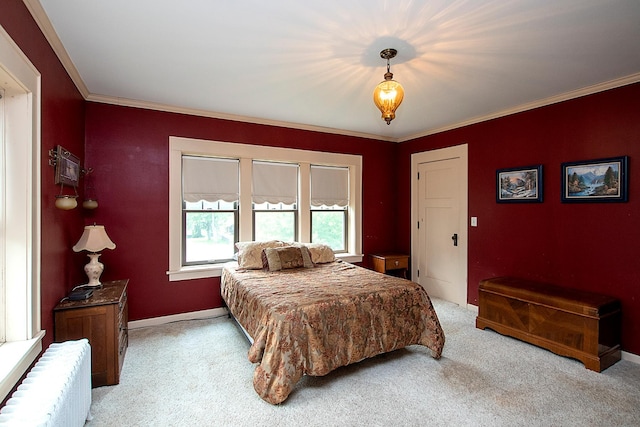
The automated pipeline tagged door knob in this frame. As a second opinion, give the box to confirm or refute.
[451,233,458,246]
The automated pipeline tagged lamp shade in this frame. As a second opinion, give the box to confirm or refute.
[72,225,116,253]
[373,73,405,125]
[55,195,78,210]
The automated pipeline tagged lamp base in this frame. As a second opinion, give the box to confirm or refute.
[84,252,105,287]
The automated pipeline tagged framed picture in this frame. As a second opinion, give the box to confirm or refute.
[53,145,81,187]
[496,165,543,203]
[561,156,628,202]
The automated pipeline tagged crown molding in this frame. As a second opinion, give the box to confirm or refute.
[398,73,640,142]
[86,93,396,142]
[23,0,89,98]
[23,1,640,144]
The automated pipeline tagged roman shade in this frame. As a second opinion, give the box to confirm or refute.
[252,161,298,205]
[311,165,349,207]
[182,156,239,203]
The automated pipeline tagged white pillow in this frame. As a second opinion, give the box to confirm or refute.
[236,240,286,269]
[304,243,335,264]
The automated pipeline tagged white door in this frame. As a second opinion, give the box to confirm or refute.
[412,145,468,306]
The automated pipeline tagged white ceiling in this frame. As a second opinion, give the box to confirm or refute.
[27,0,640,142]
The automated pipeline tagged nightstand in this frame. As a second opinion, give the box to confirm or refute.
[54,279,129,387]
[370,253,409,278]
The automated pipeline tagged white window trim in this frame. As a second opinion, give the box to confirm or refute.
[0,25,43,402]
[167,136,363,281]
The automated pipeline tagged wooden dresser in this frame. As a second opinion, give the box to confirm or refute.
[476,277,621,372]
[54,279,129,387]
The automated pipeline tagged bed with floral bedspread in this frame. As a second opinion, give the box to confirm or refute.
[221,244,445,404]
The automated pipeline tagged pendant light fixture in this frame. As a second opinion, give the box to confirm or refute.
[373,48,404,125]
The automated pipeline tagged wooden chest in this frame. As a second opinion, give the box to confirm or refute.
[476,277,621,372]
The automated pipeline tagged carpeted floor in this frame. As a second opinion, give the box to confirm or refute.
[87,299,640,426]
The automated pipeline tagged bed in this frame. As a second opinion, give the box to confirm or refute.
[221,241,445,404]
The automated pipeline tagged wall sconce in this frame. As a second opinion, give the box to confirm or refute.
[82,168,98,210]
[49,145,97,210]
[82,199,99,210]
[55,184,79,210]
[373,48,405,125]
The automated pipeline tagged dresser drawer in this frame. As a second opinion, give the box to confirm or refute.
[385,256,408,270]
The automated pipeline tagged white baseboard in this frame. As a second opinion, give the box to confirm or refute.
[128,307,228,330]
[622,350,640,365]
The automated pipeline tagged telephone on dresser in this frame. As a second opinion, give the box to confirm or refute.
[66,287,94,301]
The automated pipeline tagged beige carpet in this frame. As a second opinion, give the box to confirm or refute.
[87,299,640,426]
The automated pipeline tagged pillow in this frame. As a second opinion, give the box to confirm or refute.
[305,243,335,264]
[261,246,314,271]
[236,240,285,269]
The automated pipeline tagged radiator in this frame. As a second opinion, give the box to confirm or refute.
[0,339,92,427]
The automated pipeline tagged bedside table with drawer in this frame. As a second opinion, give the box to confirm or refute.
[54,279,129,387]
[370,253,409,278]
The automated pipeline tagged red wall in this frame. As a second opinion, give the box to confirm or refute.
[2,0,87,350]
[398,83,640,355]
[4,0,639,360]
[84,103,399,321]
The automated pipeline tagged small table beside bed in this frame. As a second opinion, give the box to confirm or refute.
[221,241,445,404]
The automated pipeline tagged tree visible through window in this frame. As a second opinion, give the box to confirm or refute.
[310,165,349,251]
[252,161,298,242]
[169,137,363,280]
[182,156,239,265]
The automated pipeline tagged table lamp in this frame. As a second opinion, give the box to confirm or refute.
[72,224,116,287]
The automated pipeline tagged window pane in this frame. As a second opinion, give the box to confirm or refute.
[254,211,295,242]
[185,211,235,263]
[311,211,346,251]
[185,200,236,211]
[253,202,296,210]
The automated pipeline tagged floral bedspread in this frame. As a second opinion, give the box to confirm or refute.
[221,260,445,404]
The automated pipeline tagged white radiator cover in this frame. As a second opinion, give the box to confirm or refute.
[0,339,92,426]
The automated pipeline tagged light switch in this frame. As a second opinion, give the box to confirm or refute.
[471,217,478,227]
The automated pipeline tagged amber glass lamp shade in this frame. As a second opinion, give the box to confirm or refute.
[373,72,404,125]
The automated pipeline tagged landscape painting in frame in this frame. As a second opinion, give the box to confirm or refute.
[496,165,543,203]
[561,156,628,203]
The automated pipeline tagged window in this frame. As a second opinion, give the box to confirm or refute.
[182,156,239,264]
[168,137,363,281]
[252,161,298,242]
[311,165,349,251]
[0,27,43,402]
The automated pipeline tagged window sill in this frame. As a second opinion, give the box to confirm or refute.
[167,253,363,281]
[336,253,364,264]
[0,330,45,402]
[167,263,227,281]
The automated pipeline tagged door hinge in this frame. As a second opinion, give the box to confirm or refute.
[417,269,419,278]
[417,221,420,229]
[417,172,420,180]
